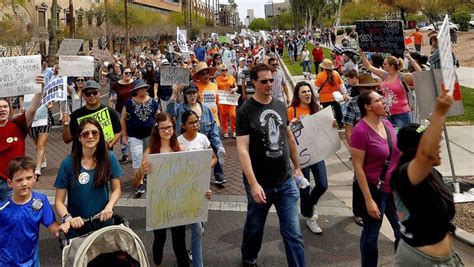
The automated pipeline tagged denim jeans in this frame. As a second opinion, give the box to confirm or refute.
[212,147,225,182]
[302,61,311,73]
[300,160,328,218]
[128,136,150,170]
[117,112,129,155]
[0,179,12,202]
[241,177,305,266]
[360,191,401,267]
[191,222,204,267]
[388,111,412,130]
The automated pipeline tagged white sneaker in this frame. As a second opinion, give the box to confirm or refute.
[312,207,319,219]
[306,217,322,234]
[41,159,47,169]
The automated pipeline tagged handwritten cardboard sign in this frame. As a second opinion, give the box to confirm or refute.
[356,20,405,56]
[177,27,189,53]
[91,48,113,62]
[160,66,190,86]
[0,55,41,97]
[41,76,67,106]
[146,150,212,230]
[218,90,240,106]
[57,38,83,56]
[59,56,94,77]
[77,106,115,142]
[437,15,456,94]
[292,107,341,168]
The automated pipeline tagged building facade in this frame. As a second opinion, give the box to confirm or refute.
[264,0,290,18]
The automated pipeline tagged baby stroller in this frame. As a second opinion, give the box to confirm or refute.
[59,214,149,267]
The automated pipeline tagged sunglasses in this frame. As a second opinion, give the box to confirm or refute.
[84,90,99,97]
[247,61,253,63]
[221,69,228,72]
[76,79,85,82]
[257,79,274,84]
[124,72,132,75]
[80,130,100,138]
[271,64,279,67]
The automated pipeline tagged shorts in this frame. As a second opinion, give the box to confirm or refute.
[29,123,51,140]
[395,239,464,266]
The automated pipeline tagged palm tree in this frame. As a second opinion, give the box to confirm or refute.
[48,0,58,65]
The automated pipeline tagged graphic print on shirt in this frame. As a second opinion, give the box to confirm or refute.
[380,87,395,110]
[132,99,154,122]
[202,91,217,111]
[259,109,284,158]
[393,191,413,239]
[78,172,90,185]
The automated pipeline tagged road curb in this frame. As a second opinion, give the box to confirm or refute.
[454,228,474,247]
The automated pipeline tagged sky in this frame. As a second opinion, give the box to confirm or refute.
[221,0,288,23]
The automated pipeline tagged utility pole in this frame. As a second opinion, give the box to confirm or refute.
[68,0,75,38]
[124,0,130,60]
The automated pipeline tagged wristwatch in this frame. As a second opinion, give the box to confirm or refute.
[61,213,72,223]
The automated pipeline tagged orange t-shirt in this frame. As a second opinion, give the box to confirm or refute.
[413,32,423,45]
[287,105,311,121]
[216,75,236,91]
[195,80,220,125]
[314,71,343,103]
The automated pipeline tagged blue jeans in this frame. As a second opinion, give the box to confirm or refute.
[191,222,203,267]
[117,111,129,155]
[302,61,311,73]
[388,111,412,130]
[212,147,225,182]
[300,160,328,218]
[242,177,305,266]
[0,179,12,202]
[360,191,401,267]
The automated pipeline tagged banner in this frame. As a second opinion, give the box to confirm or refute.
[0,55,41,97]
[437,15,456,95]
[59,56,94,77]
[57,38,83,56]
[218,36,230,44]
[292,107,341,168]
[41,76,67,106]
[77,106,115,142]
[177,27,189,53]
[146,150,212,230]
[356,20,405,56]
[218,90,240,106]
[244,40,250,48]
[91,48,113,62]
[160,66,190,86]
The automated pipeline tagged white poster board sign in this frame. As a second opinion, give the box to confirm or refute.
[218,90,240,106]
[0,55,41,97]
[23,94,47,127]
[41,76,67,106]
[59,56,94,77]
[57,38,83,56]
[437,15,456,94]
[146,150,212,230]
[91,48,113,62]
[160,66,190,86]
[177,27,189,53]
[292,107,341,168]
[244,40,250,48]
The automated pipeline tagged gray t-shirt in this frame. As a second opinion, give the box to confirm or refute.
[236,97,291,187]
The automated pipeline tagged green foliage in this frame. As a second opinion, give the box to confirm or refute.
[406,14,427,23]
[452,10,471,31]
[248,18,271,31]
[268,11,295,30]
[341,0,392,24]
[282,42,332,76]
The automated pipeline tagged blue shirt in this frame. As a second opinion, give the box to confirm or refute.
[194,46,207,62]
[54,151,122,219]
[124,98,159,139]
[0,192,55,266]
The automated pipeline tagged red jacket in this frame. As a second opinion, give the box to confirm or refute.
[312,47,324,62]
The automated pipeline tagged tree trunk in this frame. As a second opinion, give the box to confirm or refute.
[48,0,58,65]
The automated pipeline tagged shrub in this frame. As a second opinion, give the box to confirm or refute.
[452,11,470,31]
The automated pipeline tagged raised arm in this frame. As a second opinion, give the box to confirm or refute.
[358,48,387,79]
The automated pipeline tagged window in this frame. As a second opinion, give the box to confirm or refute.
[38,11,46,27]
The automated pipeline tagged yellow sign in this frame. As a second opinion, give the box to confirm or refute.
[77,107,115,142]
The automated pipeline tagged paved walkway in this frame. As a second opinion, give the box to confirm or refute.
[457,66,474,88]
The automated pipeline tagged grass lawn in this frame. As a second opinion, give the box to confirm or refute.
[447,86,474,125]
[281,43,332,76]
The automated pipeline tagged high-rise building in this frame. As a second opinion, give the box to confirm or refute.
[264,0,290,18]
[246,9,255,25]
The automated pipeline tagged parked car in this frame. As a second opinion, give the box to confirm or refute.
[470,20,474,29]
[420,22,459,31]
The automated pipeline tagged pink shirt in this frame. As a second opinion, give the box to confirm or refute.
[380,76,410,115]
[351,119,400,193]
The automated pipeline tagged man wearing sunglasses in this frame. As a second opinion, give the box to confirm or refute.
[268,57,290,105]
[238,56,255,106]
[62,81,122,151]
[236,64,305,267]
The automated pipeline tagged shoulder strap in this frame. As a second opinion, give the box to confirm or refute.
[377,122,393,190]
[318,73,330,93]
[293,106,297,118]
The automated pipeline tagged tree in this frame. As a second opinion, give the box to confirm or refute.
[248,18,271,31]
[47,0,58,65]
[341,0,392,24]
[376,0,421,24]
[0,14,39,55]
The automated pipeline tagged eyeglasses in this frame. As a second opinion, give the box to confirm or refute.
[221,69,228,72]
[76,79,85,82]
[84,91,99,97]
[246,61,253,63]
[257,79,274,84]
[80,130,100,138]
[187,120,200,126]
[124,72,132,75]
[158,125,174,132]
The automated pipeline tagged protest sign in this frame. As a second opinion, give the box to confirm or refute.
[412,69,464,119]
[218,90,240,106]
[437,15,456,95]
[244,40,250,48]
[292,107,341,168]
[211,33,218,39]
[160,66,190,86]
[146,150,212,230]
[23,94,47,127]
[218,36,230,44]
[91,48,113,62]
[0,55,41,97]
[40,77,67,106]
[57,38,83,56]
[257,48,265,63]
[177,27,189,53]
[59,56,94,77]
[77,106,115,142]
[356,20,405,56]
[259,30,268,41]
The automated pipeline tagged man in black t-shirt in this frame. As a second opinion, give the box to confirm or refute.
[62,81,122,151]
[236,64,305,267]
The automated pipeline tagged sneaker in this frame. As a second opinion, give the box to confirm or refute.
[224,133,229,138]
[354,216,363,226]
[34,169,41,180]
[120,155,129,164]
[214,179,227,185]
[306,217,323,234]
[188,249,193,262]
[242,261,258,267]
[232,132,236,139]
[312,207,319,220]
[135,184,145,198]
[41,159,47,169]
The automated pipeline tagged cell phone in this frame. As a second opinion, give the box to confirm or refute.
[290,120,304,133]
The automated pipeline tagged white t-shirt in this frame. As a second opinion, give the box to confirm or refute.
[178,133,211,151]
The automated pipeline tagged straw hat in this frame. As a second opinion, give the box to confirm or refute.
[192,62,216,78]
[352,73,380,88]
[319,59,336,70]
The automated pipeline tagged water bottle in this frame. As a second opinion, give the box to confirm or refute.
[296,175,310,189]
